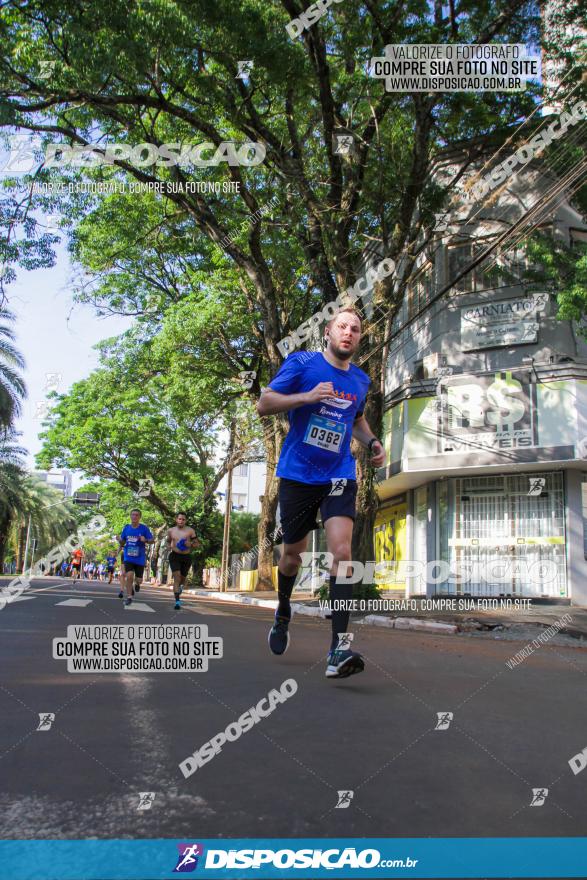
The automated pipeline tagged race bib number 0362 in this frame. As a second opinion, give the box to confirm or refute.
[303,414,346,453]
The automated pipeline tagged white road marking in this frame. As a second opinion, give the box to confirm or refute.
[29,583,71,593]
[124,602,155,613]
[181,604,229,616]
[56,599,93,607]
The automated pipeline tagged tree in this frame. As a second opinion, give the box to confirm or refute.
[0,429,25,565]
[230,511,261,556]
[0,0,548,583]
[519,232,587,334]
[75,476,225,581]
[0,430,77,570]
[0,306,25,430]
[36,334,258,574]
[15,475,77,571]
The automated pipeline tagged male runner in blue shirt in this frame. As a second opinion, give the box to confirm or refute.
[257,308,385,679]
[105,552,117,584]
[119,509,154,606]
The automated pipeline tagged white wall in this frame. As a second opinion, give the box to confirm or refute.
[216,460,267,515]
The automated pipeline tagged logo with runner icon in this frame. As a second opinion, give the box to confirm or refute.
[36,713,55,731]
[173,843,204,873]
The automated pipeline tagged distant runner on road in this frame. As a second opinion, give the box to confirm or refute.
[70,548,84,583]
[167,512,200,609]
[119,509,154,607]
[105,553,117,584]
[257,307,386,680]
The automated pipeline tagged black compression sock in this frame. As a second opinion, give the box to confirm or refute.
[329,574,353,653]
[277,570,297,620]
[174,592,180,601]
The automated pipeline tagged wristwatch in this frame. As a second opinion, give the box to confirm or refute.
[367,438,380,452]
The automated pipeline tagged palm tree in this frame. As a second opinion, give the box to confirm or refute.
[17,475,77,571]
[0,432,77,572]
[0,306,26,431]
[0,431,26,567]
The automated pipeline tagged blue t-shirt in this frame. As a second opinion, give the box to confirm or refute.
[106,555,116,568]
[268,351,370,483]
[121,524,153,565]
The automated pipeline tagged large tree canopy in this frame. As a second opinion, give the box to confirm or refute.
[5,0,577,582]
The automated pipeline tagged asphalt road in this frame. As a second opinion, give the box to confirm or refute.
[1,576,587,842]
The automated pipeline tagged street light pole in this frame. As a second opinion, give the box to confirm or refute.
[220,465,233,592]
[220,420,236,593]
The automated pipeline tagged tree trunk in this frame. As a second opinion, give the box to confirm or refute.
[257,417,287,589]
[353,447,380,568]
[16,521,26,574]
[352,383,384,567]
[352,297,389,567]
[151,526,168,584]
[0,509,11,572]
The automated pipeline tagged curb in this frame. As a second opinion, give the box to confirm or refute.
[149,586,585,640]
[185,589,458,632]
[188,588,278,610]
[189,588,322,618]
[357,615,458,634]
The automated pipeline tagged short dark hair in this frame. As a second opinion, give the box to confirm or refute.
[130,508,141,515]
[176,511,187,518]
[326,307,362,330]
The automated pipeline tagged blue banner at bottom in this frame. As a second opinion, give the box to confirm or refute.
[1,838,587,879]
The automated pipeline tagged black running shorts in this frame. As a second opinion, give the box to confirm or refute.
[278,478,357,545]
[168,551,192,577]
[123,561,145,578]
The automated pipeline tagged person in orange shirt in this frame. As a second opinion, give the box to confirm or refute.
[71,547,84,583]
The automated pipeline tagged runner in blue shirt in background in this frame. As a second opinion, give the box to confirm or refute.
[119,509,154,606]
[257,308,386,679]
[105,553,117,585]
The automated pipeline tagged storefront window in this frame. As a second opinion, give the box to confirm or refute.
[442,472,567,597]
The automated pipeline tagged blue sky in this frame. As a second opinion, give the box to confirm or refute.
[9,239,132,482]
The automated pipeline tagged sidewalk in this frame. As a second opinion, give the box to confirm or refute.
[160,584,587,643]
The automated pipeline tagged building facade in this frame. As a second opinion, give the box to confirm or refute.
[373,163,587,603]
[216,460,267,515]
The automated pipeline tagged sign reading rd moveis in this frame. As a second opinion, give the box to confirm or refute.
[439,371,535,453]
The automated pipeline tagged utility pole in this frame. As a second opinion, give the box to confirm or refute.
[22,515,32,574]
[220,420,236,592]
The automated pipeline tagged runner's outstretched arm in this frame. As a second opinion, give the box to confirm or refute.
[257,382,335,416]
